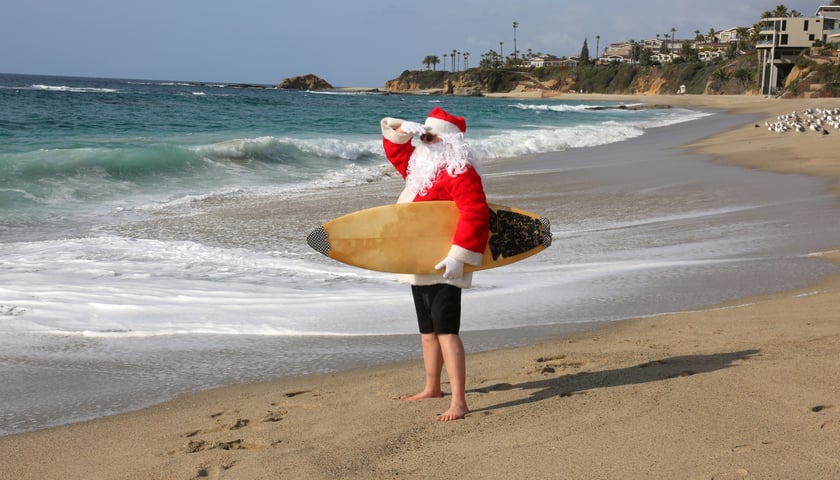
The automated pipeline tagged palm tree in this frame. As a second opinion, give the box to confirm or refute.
[771,5,789,17]
[736,27,749,50]
[422,55,440,71]
[463,52,470,70]
[451,49,457,71]
[765,5,802,18]
[513,21,519,60]
[628,39,639,63]
[671,27,676,47]
[499,41,504,64]
[662,32,672,53]
[595,35,600,61]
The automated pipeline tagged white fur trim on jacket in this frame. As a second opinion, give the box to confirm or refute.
[424,116,463,137]
[381,117,411,144]
[448,244,483,267]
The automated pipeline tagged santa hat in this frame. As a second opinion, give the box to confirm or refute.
[424,107,466,137]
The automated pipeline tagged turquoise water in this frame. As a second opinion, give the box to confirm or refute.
[0,73,704,242]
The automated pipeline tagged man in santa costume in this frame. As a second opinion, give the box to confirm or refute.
[380,106,490,421]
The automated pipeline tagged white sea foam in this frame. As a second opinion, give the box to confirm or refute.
[471,123,645,158]
[29,84,119,93]
[304,90,384,96]
[510,102,594,112]
[0,234,737,339]
[0,236,411,338]
[468,106,709,158]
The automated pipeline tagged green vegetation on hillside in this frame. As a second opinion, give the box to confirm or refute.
[388,54,760,96]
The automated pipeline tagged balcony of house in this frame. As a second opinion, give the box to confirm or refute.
[757,17,822,50]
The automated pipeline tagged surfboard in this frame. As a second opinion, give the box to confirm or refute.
[306,201,552,274]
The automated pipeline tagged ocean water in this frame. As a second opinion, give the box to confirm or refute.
[2,73,840,435]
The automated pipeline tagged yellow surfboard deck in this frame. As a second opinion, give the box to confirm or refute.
[307,201,551,274]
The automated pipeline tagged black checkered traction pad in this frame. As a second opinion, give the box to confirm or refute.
[487,208,552,261]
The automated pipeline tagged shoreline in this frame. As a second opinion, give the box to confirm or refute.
[2,94,840,479]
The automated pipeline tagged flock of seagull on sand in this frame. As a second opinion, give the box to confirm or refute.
[761,107,840,135]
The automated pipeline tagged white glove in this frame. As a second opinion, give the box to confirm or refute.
[399,121,428,136]
[435,256,464,280]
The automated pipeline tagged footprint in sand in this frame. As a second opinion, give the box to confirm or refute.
[261,409,288,422]
[533,355,586,375]
[171,391,309,480]
[178,407,287,456]
[731,440,779,453]
[185,438,277,453]
[808,404,839,431]
[197,410,251,433]
[283,390,311,397]
[192,459,237,480]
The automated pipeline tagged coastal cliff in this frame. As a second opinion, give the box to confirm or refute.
[384,70,528,96]
[384,50,839,98]
[384,62,756,97]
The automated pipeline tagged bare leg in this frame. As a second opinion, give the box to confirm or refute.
[436,333,469,421]
[400,333,444,401]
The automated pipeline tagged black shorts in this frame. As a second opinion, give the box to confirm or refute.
[411,284,462,335]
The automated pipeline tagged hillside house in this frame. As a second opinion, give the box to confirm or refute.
[651,52,681,64]
[757,5,840,95]
[527,55,576,68]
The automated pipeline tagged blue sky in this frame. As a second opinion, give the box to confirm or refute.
[1,0,823,86]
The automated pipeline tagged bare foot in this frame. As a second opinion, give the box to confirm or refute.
[400,390,443,401]
[436,405,469,422]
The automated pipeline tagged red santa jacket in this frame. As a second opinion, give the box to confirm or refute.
[381,117,490,270]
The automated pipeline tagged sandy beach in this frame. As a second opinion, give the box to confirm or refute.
[2,93,840,479]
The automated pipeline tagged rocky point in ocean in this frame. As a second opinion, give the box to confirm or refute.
[277,74,333,90]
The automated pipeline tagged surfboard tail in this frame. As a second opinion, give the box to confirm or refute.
[488,208,553,261]
[307,226,330,256]
[541,217,552,249]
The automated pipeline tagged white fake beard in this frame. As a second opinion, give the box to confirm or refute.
[405,135,474,196]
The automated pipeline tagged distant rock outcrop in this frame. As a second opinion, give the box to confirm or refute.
[277,74,333,90]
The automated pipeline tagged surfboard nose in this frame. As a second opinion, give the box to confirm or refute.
[307,226,331,256]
